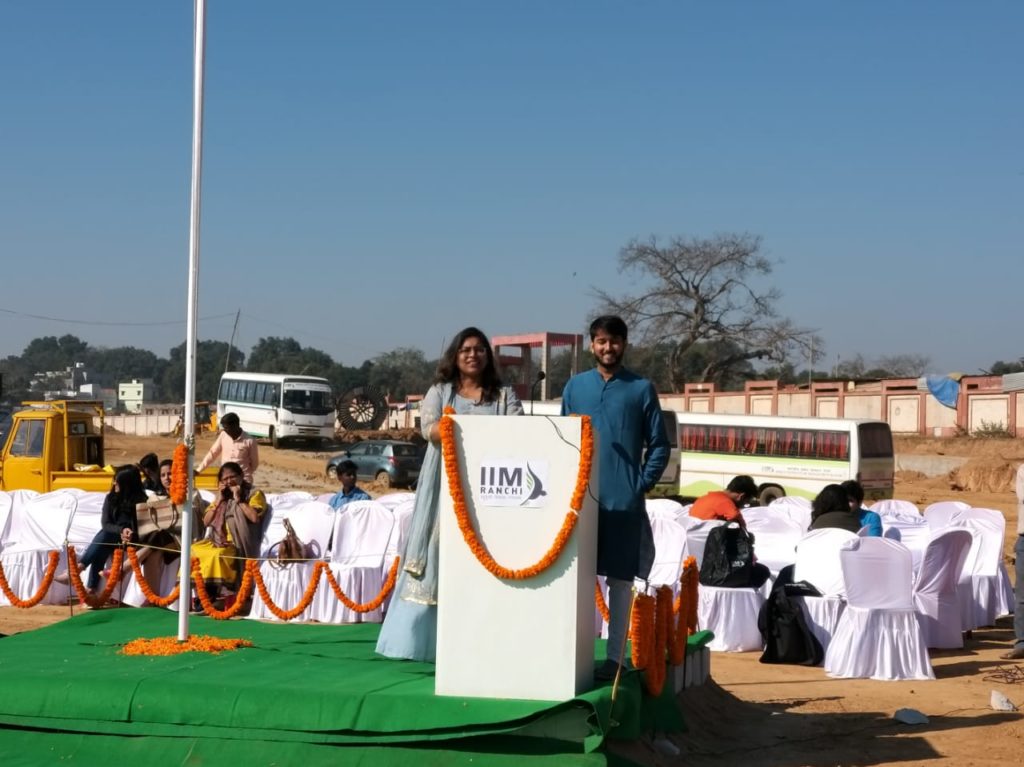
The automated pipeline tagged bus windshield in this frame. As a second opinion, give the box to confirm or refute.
[282,387,334,416]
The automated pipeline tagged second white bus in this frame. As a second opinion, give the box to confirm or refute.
[675,412,894,504]
[216,372,336,448]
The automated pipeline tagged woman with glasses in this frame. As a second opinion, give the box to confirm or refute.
[189,461,268,611]
[376,326,522,662]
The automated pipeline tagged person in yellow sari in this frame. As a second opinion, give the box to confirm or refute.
[190,461,267,610]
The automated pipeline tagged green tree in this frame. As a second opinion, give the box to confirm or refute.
[988,358,1024,375]
[162,341,244,403]
[367,348,435,400]
[247,337,335,377]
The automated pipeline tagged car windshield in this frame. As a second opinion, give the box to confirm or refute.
[282,388,334,416]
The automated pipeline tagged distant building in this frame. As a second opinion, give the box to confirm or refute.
[118,379,155,414]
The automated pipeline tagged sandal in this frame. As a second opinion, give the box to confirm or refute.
[1000,647,1024,661]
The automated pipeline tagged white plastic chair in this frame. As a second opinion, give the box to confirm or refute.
[791,528,857,653]
[645,497,687,522]
[743,514,802,578]
[647,514,690,590]
[310,500,394,623]
[684,519,726,569]
[249,501,336,622]
[767,496,812,530]
[913,529,972,648]
[951,515,1014,630]
[824,537,934,681]
[376,492,416,511]
[698,583,767,652]
[380,499,415,614]
[923,501,970,530]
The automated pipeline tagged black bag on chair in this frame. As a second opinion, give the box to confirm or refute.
[758,565,824,666]
[698,523,757,587]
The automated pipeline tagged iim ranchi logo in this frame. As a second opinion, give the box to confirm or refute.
[521,462,547,506]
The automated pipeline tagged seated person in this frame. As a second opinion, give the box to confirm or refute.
[189,461,268,611]
[139,453,163,495]
[56,466,145,594]
[809,484,862,533]
[840,479,882,536]
[328,459,371,511]
[689,475,758,527]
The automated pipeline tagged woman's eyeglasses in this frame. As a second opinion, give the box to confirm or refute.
[458,346,487,356]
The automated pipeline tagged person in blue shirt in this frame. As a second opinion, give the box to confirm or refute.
[840,479,883,536]
[328,460,372,511]
[562,315,670,681]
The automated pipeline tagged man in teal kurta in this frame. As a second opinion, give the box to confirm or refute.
[562,316,669,679]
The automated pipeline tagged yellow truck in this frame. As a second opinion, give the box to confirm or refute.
[0,400,217,493]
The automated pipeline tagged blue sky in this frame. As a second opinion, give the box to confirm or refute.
[1,2,1020,374]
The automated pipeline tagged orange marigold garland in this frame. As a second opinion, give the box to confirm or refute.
[630,591,656,671]
[170,443,189,506]
[642,585,671,696]
[252,560,325,621]
[66,545,125,608]
[439,413,593,580]
[323,556,401,613]
[121,635,253,656]
[191,557,254,619]
[0,550,60,608]
[685,556,699,635]
[126,547,181,607]
[594,579,610,624]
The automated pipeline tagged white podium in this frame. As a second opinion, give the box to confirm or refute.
[436,415,599,701]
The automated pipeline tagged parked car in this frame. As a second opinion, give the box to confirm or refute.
[325,439,423,488]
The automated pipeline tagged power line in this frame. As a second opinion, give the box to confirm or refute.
[0,307,237,327]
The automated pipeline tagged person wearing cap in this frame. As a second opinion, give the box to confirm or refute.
[688,474,758,527]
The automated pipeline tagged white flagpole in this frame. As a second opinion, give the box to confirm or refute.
[179,0,208,642]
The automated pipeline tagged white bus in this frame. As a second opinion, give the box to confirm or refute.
[675,412,894,504]
[216,372,335,448]
[528,400,680,491]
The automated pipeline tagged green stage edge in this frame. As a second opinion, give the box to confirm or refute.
[0,609,710,766]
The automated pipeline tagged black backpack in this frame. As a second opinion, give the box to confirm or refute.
[698,523,756,588]
[757,565,824,666]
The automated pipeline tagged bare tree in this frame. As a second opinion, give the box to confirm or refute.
[593,233,821,392]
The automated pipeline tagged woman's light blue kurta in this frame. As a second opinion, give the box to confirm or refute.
[375,382,522,662]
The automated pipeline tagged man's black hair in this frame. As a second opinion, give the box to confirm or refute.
[588,315,628,341]
[337,459,358,476]
[727,474,758,500]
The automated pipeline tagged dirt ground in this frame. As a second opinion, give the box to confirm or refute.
[3,433,1023,765]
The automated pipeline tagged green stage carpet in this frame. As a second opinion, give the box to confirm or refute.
[0,610,698,766]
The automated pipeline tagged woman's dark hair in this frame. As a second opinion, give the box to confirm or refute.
[840,479,864,506]
[139,452,160,475]
[434,326,503,403]
[218,462,246,482]
[159,458,173,471]
[112,466,147,506]
[811,484,851,521]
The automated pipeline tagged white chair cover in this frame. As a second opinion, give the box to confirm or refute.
[376,492,416,511]
[913,529,972,648]
[951,516,1014,629]
[767,496,812,530]
[743,514,802,578]
[645,497,687,522]
[315,492,335,505]
[824,537,934,681]
[923,501,970,530]
[698,584,766,652]
[249,501,336,622]
[0,490,84,606]
[792,528,857,653]
[310,500,394,623]
[380,499,415,614]
[877,508,930,576]
[648,515,689,589]
[870,499,920,518]
[684,519,726,569]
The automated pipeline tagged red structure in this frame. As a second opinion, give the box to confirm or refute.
[491,332,585,401]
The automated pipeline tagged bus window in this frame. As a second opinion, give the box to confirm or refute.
[859,423,894,458]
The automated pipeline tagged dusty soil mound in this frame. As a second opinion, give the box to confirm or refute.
[951,459,1021,494]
